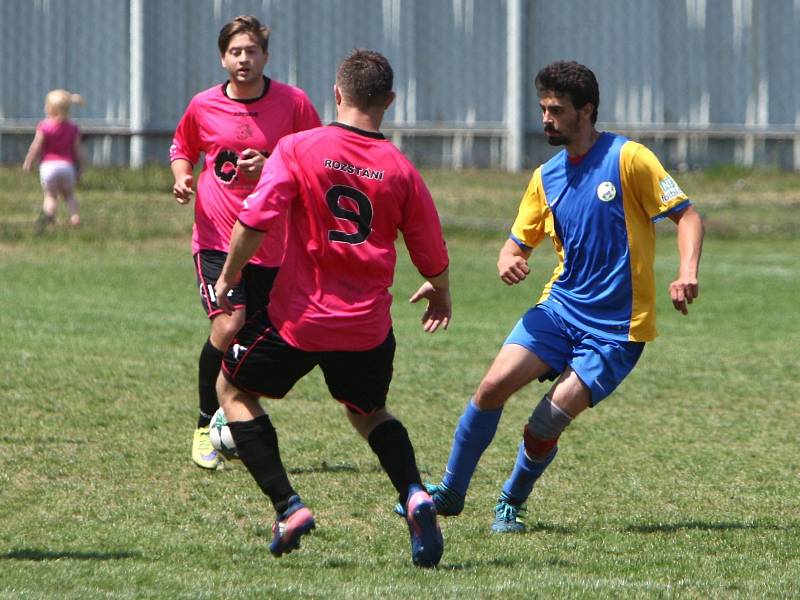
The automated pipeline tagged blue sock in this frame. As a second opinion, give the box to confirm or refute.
[441,399,503,496]
[501,441,557,505]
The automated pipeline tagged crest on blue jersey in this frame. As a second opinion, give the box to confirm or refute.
[596,181,617,202]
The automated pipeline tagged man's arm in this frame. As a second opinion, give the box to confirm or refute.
[409,267,451,333]
[171,158,195,205]
[498,237,533,285]
[667,205,704,315]
[214,221,266,314]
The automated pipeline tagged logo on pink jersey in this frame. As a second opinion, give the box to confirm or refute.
[215,150,239,183]
[235,124,253,140]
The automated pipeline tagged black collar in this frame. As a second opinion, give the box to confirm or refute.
[330,121,385,140]
[222,76,271,104]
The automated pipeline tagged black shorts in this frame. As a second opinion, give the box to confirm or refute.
[221,311,396,415]
[194,250,278,319]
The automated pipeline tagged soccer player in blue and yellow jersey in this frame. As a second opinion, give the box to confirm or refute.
[418,60,704,532]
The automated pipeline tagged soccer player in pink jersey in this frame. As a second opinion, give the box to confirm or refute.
[22,89,84,233]
[213,50,450,567]
[169,15,321,469]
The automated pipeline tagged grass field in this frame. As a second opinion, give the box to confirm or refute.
[1,166,799,599]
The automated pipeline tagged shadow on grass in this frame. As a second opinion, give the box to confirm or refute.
[441,555,576,571]
[287,462,363,475]
[1,548,141,561]
[528,522,576,534]
[625,520,780,534]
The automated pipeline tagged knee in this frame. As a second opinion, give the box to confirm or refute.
[216,373,242,410]
[475,376,512,409]
[212,315,244,348]
[347,407,392,439]
[523,395,573,460]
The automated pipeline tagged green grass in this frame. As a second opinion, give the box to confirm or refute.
[1,166,799,598]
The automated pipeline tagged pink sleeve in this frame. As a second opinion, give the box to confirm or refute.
[400,169,450,277]
[239,138,299,231]
[169,102,201,164]
[294,92,322,132]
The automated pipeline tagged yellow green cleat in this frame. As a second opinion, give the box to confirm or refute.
[192,426,221,469]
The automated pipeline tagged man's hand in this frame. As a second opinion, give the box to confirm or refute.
[409,281,451,333]
[498,254,530,285]
[237,149,266,180]
[214,271,241,316]
[669,276,699,315]
[173,173,195,204]
[497,238,532,285]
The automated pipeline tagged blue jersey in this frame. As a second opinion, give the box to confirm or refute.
[510,132,690,342]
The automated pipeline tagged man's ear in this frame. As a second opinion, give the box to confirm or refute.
[580,102,595,123]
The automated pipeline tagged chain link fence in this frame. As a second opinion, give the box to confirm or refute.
[1,0,799,170]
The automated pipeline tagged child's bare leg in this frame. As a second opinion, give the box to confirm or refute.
[65,191,80,225]
[42,191,57,219]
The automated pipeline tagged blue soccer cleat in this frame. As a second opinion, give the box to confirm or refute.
[405,487,444,568]
[269,495,316,557]
[491,492,527,533]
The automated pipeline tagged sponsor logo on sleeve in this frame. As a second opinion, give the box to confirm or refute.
[659,176,684,204]
[596,181,617,202]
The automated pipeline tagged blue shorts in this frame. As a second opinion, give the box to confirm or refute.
[504,304,645,405]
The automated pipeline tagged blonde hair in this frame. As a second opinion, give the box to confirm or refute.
[45,89,84,119]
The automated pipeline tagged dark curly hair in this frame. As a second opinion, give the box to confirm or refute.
[535,61,599,124]
[336,49,394,111]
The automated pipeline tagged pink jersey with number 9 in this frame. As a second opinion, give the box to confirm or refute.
[239,122,449,351]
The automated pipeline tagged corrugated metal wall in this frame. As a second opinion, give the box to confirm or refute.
[1,0,799,170]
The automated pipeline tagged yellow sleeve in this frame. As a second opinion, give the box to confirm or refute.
[621,142,690,221]
[510,167,548,249]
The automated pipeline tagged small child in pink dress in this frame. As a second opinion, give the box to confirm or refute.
[22,89,85,232]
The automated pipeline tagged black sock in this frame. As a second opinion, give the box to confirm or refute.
[198,339,224,427]
[367,419,423,505]
[229,415,296,514]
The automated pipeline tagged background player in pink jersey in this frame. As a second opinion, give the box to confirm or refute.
[213,50,450,567]
[22,89,84,233]
[170,15,321,469]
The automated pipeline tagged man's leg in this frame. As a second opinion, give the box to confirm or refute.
[327,332,442,568]
[192,309,244,469]
[493,334,644,533]
[347,408,423,504]
[200,311,244,424]
[492,368,589,532]
[428,343,552,515]
[192,249,249,469]
[347,408,443,568]
[218,375,314,557]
